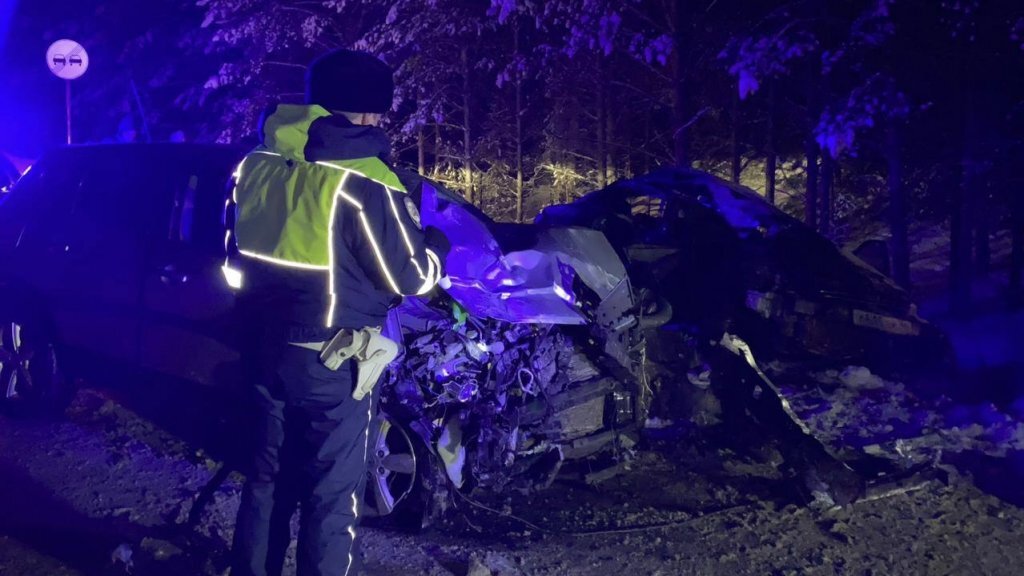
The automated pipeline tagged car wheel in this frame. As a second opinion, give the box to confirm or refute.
[0,318,74,414]
[363,412,419,518]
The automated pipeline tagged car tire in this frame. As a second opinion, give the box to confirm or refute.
[0,316,75,415]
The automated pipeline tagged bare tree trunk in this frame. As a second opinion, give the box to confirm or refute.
[643,113,651,175]
[975,187,991,276]
[805,136,819,232]
[731,89,741,184]
[597,56,608,188]
[670,0,689,166]
[804,74,821,231]
[1011,184,1023,309]
[951,84,977,316]
[820,152,834,237]
[765,85,776,205]
[461,47,474,204]
[606,84,615,184]
[432,122,441,178]
[417,124,426,176]
[887,124,910,288]
[568,95,580,203]
[951,166,973,316]
[514,19,524,222]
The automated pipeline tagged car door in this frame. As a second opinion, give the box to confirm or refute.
[0,154,77,300]
[53,155,164,364]
[139,151,241,388]
[2,151,152,364]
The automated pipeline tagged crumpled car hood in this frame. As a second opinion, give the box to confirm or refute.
[419,182,625,325]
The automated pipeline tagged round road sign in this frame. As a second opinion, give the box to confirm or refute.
[46,39,89,80]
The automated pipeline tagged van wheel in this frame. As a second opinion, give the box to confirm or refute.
[0,319,74,414]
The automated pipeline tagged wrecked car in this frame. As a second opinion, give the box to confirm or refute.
[537,169,949,368]
[364,173,648,520]
[0,145,941,525]
[365,168,950,519]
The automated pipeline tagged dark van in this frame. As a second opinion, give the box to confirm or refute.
[0,144,246,406]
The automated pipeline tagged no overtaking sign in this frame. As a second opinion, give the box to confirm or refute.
[47,39,89,80]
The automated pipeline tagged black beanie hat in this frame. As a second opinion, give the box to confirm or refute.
[305,49,394,114]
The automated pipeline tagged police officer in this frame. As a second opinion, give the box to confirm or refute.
[224,49,447,576]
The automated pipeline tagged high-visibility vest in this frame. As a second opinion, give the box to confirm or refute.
[222,105,438,327]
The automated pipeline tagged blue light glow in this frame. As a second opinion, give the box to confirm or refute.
[0,0,16,56]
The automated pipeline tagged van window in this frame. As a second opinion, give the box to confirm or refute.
[64,159,168,251]
[168,174,198,243]
[5,156,86,252]
[166,164,233,255]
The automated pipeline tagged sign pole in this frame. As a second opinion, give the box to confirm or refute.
[46,39,88,146]
[65,80,71,145]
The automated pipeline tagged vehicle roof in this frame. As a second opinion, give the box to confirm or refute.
[33,144,246,173]
[538,166,796,233]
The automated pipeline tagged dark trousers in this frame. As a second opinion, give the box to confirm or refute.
[231,342,374,576]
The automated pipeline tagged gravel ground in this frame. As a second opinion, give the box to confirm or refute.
[2,379,1024,576]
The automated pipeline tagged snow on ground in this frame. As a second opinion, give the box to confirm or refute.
[4,249,1022,574]
[775,362,1024,475]
[3,379,1024,576]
